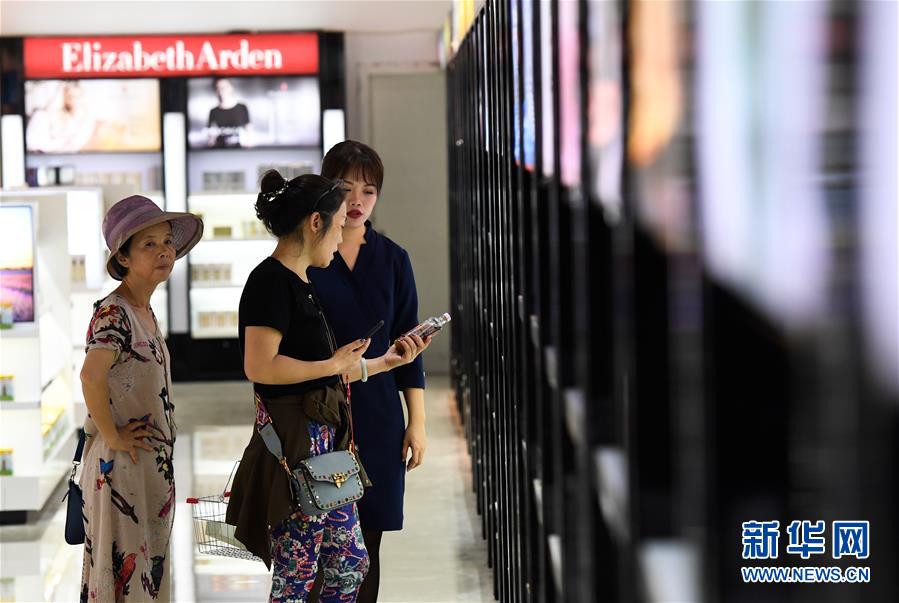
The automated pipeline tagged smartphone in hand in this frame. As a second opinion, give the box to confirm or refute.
[361,320,384,341]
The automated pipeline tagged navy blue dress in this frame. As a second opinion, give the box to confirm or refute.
[308,221,425,531]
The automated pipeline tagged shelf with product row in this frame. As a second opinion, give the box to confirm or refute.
[0,323,39,339]
[0,189,116,514]
[0,193,74,513]
[187,192,276,339]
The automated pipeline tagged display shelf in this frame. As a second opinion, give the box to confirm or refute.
[41,412,72,462]
[0,194,76,514]
[190,300,240,338]
[187,192,256,211]
[188,239,272,304]
[185,146,322,195]
[190,235,272,249]
[0,428,75,512]
[190,286,241,301]
[188,232,270,328]
[0,401,41,410]
[41,402,70,461]
[189,144,322,154]
[187,192,273,249]
[36,300,58,318]
[190,286,240,339]
[0,406,42,477]
[202,235,275,242]
[0,540,41,578]
[0,323,39,338]
[192,326,239,340]
[190,284,245,292]
[70,283,103,295]
[39,315,71,391]
[190,322,239,339]
[0,534,80,603]
[1,317,42,404]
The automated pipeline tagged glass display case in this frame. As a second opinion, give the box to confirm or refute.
[186,192,275,339]
[0,194,77,513]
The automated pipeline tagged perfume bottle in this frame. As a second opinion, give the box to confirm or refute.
[401,313,452,340]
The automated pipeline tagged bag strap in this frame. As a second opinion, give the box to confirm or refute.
[254,385,356,468]
[345,382,356,455]
[67,428,86,485]
[72,428,86,463]
[254,393,294,480]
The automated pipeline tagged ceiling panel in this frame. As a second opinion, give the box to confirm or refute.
[0,0,452,36]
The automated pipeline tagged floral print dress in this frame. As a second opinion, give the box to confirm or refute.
[80,293,176,602]
[268,421,369,602]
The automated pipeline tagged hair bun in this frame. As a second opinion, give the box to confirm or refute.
[260,169,288,195]
[254,173,342,239]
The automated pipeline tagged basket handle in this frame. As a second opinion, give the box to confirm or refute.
[223,460,240,499]
[185,462,240,503]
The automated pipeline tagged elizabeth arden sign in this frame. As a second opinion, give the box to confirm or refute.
[25,34,319,78]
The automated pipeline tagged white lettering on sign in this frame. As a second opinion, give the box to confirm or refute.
[58,39,288,74]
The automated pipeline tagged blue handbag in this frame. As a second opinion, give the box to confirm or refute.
[62,428,86,545]
[291,442,363,516]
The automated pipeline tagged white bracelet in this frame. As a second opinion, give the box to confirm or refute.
[360,357,369,382]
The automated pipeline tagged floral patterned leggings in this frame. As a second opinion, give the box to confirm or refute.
[268,422,369,602]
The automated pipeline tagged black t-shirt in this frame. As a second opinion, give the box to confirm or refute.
[208,104,250,147]
[238,257,339,397]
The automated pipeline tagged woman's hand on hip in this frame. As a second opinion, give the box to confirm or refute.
[402,421,427,472]
[330,338,371,375]
[108,420,154,464]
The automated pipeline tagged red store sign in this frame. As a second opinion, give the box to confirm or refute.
[25,34,319,79]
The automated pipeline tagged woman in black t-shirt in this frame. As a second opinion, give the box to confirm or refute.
[226,171,427,602]
[207,78,251,147]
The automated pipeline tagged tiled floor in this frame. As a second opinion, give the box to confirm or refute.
[0,377,496,602]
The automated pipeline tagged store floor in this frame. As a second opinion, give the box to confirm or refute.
[0,377,495,602]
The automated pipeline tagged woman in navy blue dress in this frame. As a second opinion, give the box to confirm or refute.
[309,141,431,602]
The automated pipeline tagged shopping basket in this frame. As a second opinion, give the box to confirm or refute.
[186,463,261,562]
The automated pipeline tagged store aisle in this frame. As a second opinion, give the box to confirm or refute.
[0,377,494,602]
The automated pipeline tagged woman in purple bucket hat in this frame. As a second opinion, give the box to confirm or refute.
[78,195,202,602]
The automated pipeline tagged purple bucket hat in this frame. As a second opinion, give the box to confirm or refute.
[103,195,204,280]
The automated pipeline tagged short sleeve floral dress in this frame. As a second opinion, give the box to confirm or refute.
[79,293,177,602]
